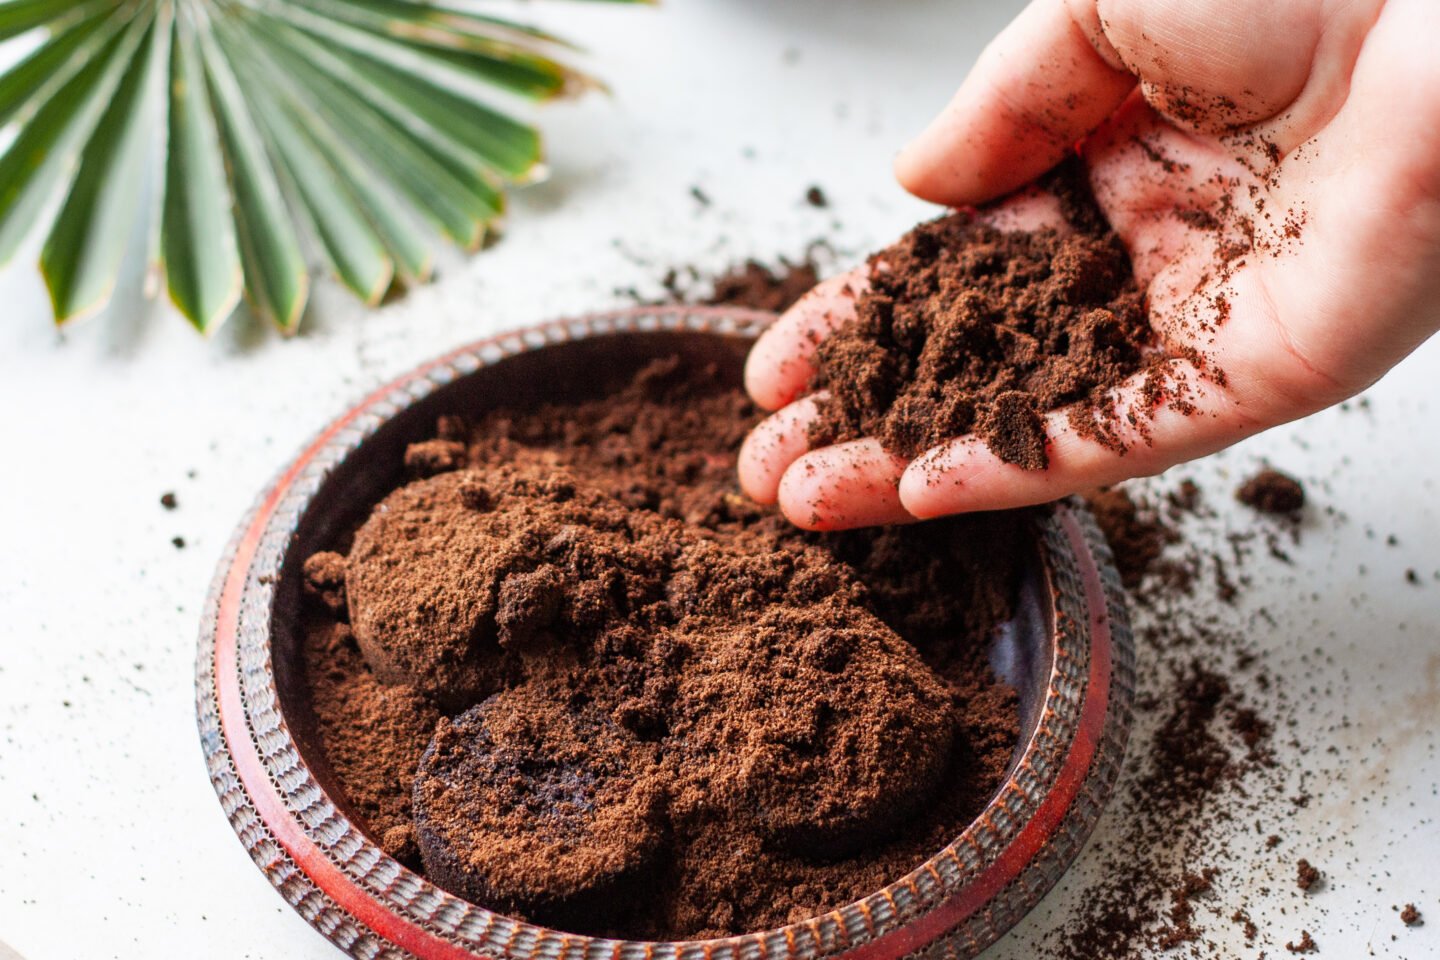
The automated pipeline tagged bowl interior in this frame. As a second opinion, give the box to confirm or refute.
[266,328,1055,885]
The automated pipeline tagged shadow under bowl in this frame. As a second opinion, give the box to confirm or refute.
[196,306,1135,960]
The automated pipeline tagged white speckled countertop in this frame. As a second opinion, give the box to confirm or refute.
[0,2,1435,958]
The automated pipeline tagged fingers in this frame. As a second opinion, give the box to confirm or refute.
[893,0,1134,207]
[976,184,1073,233]
[777,439,914,531]
[897,359,1260,518]
[744,269,868,411]
[738,394,824,504]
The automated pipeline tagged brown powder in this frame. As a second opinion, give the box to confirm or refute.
[1046,480,1301,960]
[301,355,1024,939]
[807,163,1155,468]
[1236,468,1306,515]
[702,258,821,313]
[1285,930,1318,953]
[303,621,440,866]
[1400,903,1421,926]
[1085,487,1179,590]
[1295,858,1320,892]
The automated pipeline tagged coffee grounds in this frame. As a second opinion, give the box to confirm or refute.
[617,248,826,314]
[301,356,1024,939]
[1084,487,1179,590]
[1400,903,1421,926]
[1296,858,1320,891]
[1286,930,1318,953]
[1237,468,1306,515]
[701,258,820,313]
[1036,479,1320,960]
[807,163,1154,468]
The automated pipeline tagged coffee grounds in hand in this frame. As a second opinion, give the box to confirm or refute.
[301,356,1025,939]
[1236,468,1305,516]
[807,163,1154,469]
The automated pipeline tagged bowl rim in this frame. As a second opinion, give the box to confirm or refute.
[196,306,1134,960]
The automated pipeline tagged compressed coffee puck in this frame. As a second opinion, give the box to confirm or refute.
[413,694,667,931]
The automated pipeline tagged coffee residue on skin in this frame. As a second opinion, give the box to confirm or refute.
[301,357,1026,940]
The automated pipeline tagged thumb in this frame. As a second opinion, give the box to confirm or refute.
[894,0,1133,206]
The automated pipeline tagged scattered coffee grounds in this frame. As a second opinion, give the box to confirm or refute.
[159,491,177,510]
[1236,468,1305,515]
[1033,477,1342,960]
[301,355,1025,939]
[1285,930,1317,953]
[1084,487,1178,590]
[701,257,820,313]
[806,163,1155,468]
[1400,903,1421,926]
[171,536,185,550]
[1296,858,1320,891]
[805,185,828,208]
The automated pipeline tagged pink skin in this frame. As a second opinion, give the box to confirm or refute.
[740,0,1440,530]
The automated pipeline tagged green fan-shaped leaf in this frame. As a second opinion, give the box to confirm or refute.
[0,9,146,265]
[220,33,434,283]
[246,84,396,307]
[289,0,577,49]
[196,25,309,331]
[40,13,162,323]
[239,20,501,249]
[0,0,97,42]
[161,14,241,331]
[275,0,587,101]
[0,0,647,334]
[265,13,540,180]
[0,5,111,128]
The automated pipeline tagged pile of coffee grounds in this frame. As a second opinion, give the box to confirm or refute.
[1400,904,1421,926]
[806,164,1155,469]
[624,254,823,314]
[1296,858,1321,891]
[1237,468,1306,516]
[701,258,819,312]
[300,355,1025,939]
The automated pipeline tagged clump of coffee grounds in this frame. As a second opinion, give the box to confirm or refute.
[807,163,1160,470]
[701,258,819,312]
[1400,903,1421,926]
[635,254,823,314]
[1237,468,1306,516]
[1296,858,1321,891]
[301,356,1025,939]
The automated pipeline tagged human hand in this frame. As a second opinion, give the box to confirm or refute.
[739,0,1440,530]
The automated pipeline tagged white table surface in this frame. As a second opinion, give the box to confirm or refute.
[1,2,1436,958]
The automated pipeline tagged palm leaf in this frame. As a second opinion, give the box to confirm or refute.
[40,5,162,322]
[0,0,651,334]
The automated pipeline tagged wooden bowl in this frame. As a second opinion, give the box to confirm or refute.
[196,306,1135,960]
